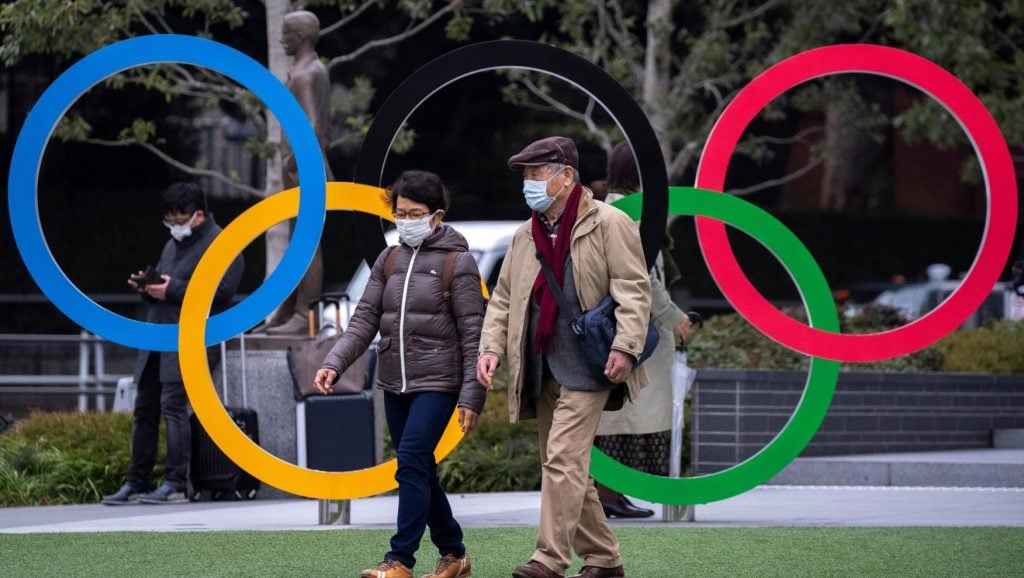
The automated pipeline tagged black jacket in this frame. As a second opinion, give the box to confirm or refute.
[133,215,244,384]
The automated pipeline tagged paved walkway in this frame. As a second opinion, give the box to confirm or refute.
[2,485,1022,533]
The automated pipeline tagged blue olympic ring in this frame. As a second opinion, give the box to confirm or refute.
[7,35,326,351]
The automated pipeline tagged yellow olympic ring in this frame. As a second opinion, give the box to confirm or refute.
[179,182,469,499]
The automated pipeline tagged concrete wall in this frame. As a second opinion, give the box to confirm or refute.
[691,369,1024,474]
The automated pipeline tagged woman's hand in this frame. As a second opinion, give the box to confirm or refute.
[458,407,480,433]
[313,368,338,394]
[675,315,693,342]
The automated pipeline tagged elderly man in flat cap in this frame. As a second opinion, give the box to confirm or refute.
[476,136,652,578]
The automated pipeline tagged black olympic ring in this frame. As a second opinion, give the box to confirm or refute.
[351,39,669,271]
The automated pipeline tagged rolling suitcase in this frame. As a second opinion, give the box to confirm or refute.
[189,408,261,500]
[189,346,261,501]
[296,390,375,472]
[292,297,376,473]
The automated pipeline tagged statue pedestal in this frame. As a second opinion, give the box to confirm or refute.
[212,349,297,500]
[211,342,385,501]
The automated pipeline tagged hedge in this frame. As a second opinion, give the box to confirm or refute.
[0,411,165,507]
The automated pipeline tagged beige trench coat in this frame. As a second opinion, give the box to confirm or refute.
[597,192,687,435]
[479,189,653,423]
[596,252,686,435]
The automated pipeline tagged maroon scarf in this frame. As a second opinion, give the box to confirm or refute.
[531,182,584,354]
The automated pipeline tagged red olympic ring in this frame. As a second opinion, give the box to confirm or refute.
[695,44,1018,362]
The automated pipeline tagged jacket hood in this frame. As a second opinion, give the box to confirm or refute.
[419,223,469,252]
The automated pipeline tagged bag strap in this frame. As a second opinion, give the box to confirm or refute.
[383,245,401,280]
[442,251,459,301]
[536,252,585,321]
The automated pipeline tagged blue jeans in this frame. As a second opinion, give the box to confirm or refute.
[383,390,466,569]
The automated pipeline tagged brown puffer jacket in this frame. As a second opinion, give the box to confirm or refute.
[321,224,487,412]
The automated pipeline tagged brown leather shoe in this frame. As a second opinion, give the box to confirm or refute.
[420,552,471,578]
[568,566,624,578]
[360,559,413,578]
[512,560,562,578]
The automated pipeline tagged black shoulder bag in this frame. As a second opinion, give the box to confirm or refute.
[536,252,660,383]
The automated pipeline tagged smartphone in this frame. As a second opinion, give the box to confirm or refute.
[131,266,164,287]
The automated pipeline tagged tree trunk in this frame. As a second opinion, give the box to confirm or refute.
[263,0,290,299]
[643,0,676,171]
[820,85,884,211]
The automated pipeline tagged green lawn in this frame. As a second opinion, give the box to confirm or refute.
[2,527,1022,577]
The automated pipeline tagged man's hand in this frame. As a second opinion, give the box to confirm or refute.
[675,315,693,342]
[476,353,499,390]
[144,275,171,301]
[313,368,338,394]
[604,350,633,384]
[458,407,480,433]
[127,270,145,293]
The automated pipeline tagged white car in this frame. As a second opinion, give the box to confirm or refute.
[872,263,1023,329]
[318,221,522,335]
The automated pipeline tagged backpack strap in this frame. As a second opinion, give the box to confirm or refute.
[383,245,400,280]
[442,251,460,302]
[385,246,459,300]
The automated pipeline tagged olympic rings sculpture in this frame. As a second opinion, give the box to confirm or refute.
[7,36,1017,503]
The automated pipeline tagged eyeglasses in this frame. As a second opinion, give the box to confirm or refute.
[163,212,196,227]
[392,210,432,220]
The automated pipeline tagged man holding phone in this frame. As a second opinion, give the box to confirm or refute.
[102,182,244,505]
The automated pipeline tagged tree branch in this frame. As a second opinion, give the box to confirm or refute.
[747,126,825,146]
[134,11,164,35]
[727,155,823,196]
[721,0,782,28]
[519,76,613,152]
[81,137,263,198]
[153,12,176,34]
[604,0,644,88]
[320,0,377,37]
[327,2,457,70]
[665,81,741,180]
[667,140,700,182]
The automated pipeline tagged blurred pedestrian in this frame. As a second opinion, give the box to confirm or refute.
[102,182,244,505]
[594,142,692,518]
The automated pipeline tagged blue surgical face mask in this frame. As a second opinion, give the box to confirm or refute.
[523,170,565,212]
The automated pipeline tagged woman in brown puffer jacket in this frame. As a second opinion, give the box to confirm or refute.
[314,170,485,578]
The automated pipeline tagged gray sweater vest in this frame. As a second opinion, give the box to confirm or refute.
[524,257,611,399]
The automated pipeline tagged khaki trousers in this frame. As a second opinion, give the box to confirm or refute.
[533,379,622,574]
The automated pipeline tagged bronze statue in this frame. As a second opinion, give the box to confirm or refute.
[264,10,332,334]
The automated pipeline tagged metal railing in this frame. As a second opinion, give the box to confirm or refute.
[0,331,130,413]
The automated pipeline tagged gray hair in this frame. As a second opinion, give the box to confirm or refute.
[549,162,581,183]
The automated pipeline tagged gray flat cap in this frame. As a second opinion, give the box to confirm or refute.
[508,136,579,170]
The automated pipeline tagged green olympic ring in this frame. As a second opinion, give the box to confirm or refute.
[594,187,841,505]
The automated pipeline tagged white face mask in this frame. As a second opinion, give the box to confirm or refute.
[396,212,437,247]
[164,212,197,242]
